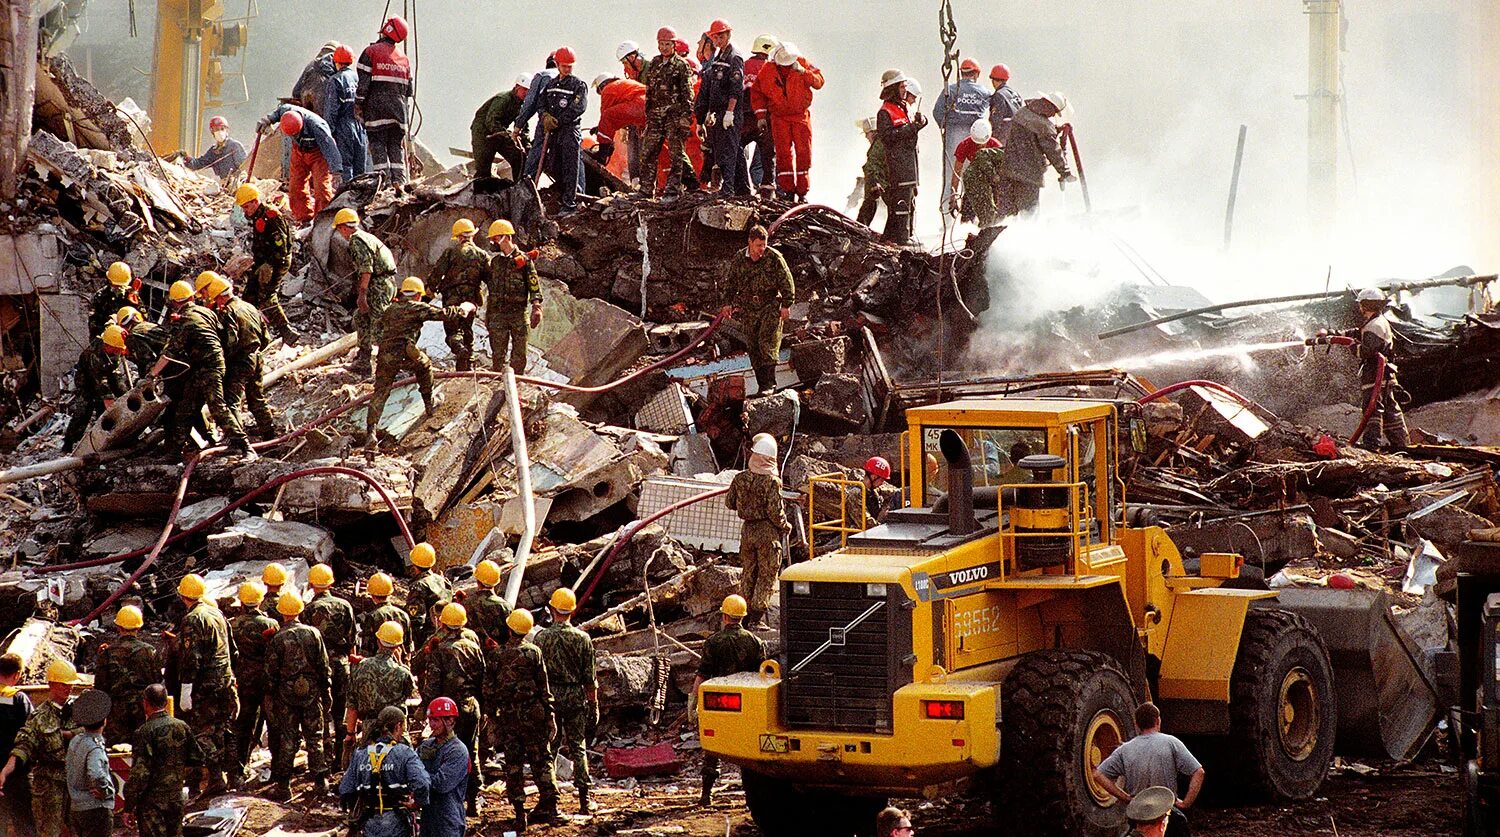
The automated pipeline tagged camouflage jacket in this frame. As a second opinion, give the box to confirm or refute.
[266,620,331,707]
[417,630,484,707]
[10,698,75,779]
[94,633,163,704]
[724,246,795,316]
[177,600,235,689]
[124,711,201,809]
[162,303,226,376]
[535,622,596,698]
[359,602,412,657]
[229,610,279,682]
[725,469,790,530]
[640,54,693,120]
[219,297,269,363]
[484,638,552,729]
[406,572,452,635]
[464,587,511,647]
[485,248,542,309]
[350,229,398,279]
[348,649,416,718]
[305,591,357,656]
[75,342,129,404]
[430,241,490,296]
[377,298,470,354]
[89,284,135,335]
[247,204,293,273]
[126,320,166,372]
[700,625,765,679]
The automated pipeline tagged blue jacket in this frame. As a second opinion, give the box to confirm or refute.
[266,103,344,175]
[323,67,369,180]
[989,84,1024,136]
[418,734,468,837]
[539,74,589,129]
[185,139,247,178]
[339,738,430,837]
[696,45,745,122]
[517,68,559,135]
[931,78,989,134]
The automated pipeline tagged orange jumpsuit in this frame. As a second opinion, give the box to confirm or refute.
[752,57,824,197]
[598,79,647,180]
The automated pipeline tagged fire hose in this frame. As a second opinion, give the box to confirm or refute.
[1302,334,1389,443]
[575,486,730,609]
[1135,379,1272,417]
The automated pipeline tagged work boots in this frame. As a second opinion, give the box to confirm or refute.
[351,350,373,377]
[311,772,328,796]
[455,354,471,373]
[265,780,292,801]
[512,805,528,834]
[578,788,592,815]
[276,321,297,346]
[700,784,713,807]
[200,770,228,799]
[225,438,259,461]
[531,798,561,824]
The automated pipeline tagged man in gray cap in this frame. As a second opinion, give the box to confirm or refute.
[64,690,113,837]
[1124,786,1176,837]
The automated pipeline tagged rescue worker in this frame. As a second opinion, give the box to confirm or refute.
[65,691,113,837]
[323,44,369,186]
[617,40,645,80]
[695,595,764,805]
[535,587,597,815]
[0,653,28,837]
[260,106,343,221]
[359,573,413,658]
[92,605,161,745]
[696,19,749,196]
[152,280,252,459]
[854,117,887,228]
[638,27,695,199]
[725,433,789,625]
[743,34,778,193]
[417,603,485,817]
[470,76,531,181]
[987,64,1023,137]
[363,277,476,450]
[235,183,297,344]
[345,621,417,750]
[116,306,165,376]
[172,573,239,796]
[335,208,397,376]
[418,697,469,837]
[405,542,452,648]
[877,72,927,245]
[229,582,277,782]
[538,46,589,216]
[593,74,647,181]
[752,42,824,201]
[357,16,414,183]
[484,220,543,373]
[90,261,140,335]
[849,456,900,527]
[994,92,1075,219]
[266,591,332,800]
[197,271,277,441]
[429,219,489,371]
[485,608,559,832]
[339,705,429,837]
[122,684,202,837]
[466,559,512,646]
[260,563,289,616]
[932,57,990,210]
[61,326,130,450]
[720,224,795,393]
[1309,288,1411,450]
[173,116,247,179]
[305,563,357,761]
[0,659,78,837]
[293,41,340,111]
[953,120,1004,226]
[518,52,561,181]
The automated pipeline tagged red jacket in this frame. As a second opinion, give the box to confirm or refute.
[597,79,647,139]
[752,57,824,119]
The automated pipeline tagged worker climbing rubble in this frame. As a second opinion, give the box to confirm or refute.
[363,277,475,453]
[257,105,343,222]
[429,218,490,372]
[994,91,1076,219]
[236,183,298,344]
[335,207,397,376]
[484,220,543,373]
[469,75,531,182]
[720,224,795,392]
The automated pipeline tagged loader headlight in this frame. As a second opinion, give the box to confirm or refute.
[866,583,888,598]
[791,581,811,595]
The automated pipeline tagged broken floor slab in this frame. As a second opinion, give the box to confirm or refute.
[205,518,334,566]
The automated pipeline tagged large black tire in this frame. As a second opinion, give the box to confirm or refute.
[742,768,887,836]
[1228,608,1336,801]
[999,650,1138,836]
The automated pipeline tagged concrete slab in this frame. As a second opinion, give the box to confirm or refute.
[205,518,334,566]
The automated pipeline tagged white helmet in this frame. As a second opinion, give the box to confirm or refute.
[592,73,615,92]
[514,73,532,90]
[750,433,778,458]
[773,43,799,67]
[1041,91,1070,114]
[1356,288,1386,303]
[616,40,640,61]
[969,119,992,142]
[752,34,779,55]
[904,78,923,98]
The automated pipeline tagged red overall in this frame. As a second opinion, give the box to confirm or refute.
[752,57,824,196]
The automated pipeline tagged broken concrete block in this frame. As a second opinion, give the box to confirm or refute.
[742,389,800,439]
[669,431,718,477]
[176,497,232,533]
[1410,495,1493,551]
[597,655,656,708]
[204,517,334,565]
[82,526,159,559]
[73,376,169,456]
[790,336,851,385]
[806,372,870,432]
[647,321,710,355]
[543,297,648,392]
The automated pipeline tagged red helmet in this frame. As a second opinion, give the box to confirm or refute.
[675,39,690,56]
[279,110,304,136]
[657,26,677,42]
[990,63,1011,82]
[208,116,229,131]
[554,46,577,65]
[427,696,458,719]
[381,15,409,42]
[708,19,731,36]
[332,44,354,66]
[864,456,892,481]
[959,57,981,74]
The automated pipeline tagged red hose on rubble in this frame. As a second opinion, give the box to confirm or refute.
[1347,353,1387,445]
[1135,379,1270,414]
[767,203,841,237]
[575,485,730,609]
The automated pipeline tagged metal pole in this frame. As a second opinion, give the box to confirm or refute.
[501,368,538,608]
[1223,124,1247,250]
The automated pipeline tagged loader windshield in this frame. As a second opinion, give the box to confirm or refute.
[920,426,1050,497]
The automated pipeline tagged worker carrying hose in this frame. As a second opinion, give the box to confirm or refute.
[1307,287,1410,450]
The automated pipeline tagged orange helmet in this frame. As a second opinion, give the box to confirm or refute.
[382,15,409,42]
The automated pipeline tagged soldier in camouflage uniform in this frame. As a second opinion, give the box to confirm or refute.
[346,621,417,751]
[637,30,695,197]
[429,219,490,371]
[418,603,486,817]
[236,184,297,343]
[535,588,598,814]
[90,261,140,335]
[960,145,1008,228]
[725,433,790,626]
[123,684,202,837]
[484,608,559,832]
[305,564,357,760]
[855,118,889,227]
[335,208,399,376]
[92,605,162,745]
[720,225,795,392]
[695,595,766,805]
[266,590,332,800]
[405,543,452,649]
[229,582,278,780]
[465,559,512,648]
[152,280,252,459]
[0,659,78,837]
[198,271,277,440]
[171,573,239,796]
[364,278,476,451]
[484,221,543,374]
[62,327,131,450]
[359,573,412,658]
[116,306,166,377]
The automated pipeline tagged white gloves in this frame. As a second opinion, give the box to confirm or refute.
[723,111,735,129]
[180,684,193,712]
[705,113,718,127]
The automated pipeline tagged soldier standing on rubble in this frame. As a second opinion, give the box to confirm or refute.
[720,224,794,393]
[725,433,790,626]
[359,573,412,658]
[152,280,254,460]
[485,608,559,832]
[236,184,298,345]
[260,563,289,616]
[171,573,239,797]
[115,306,166,376]
[465,560,512,647]
[536,587,597,815]
[638,27,695,199]
[470,76,531,182]
[61,325,130,450]
[90,261,140,335]
[229,582,277,784]
[0,659,79,837]
[417,603,485,817]
[196,271,278,441]
[1309,288,1411,450]
[92,605,161,745]
[335,208,398,376]
[266,591,332,801]
[346,621,417,751]
[338,705,428,837]
[363,277,476,452]
[695,595,764,806]
[405,543,451,648]
[484,220,543,374]
[305,564,357,762]
[430,219,490,372]
[855,117,888,228]
[123,684,202,837]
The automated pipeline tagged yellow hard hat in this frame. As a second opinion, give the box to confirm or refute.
[376,620,405,646]
[333,207,360,227]
[116,306,143,327]
[102,324,127,351]
[474,560,501,588]
[410,542,436,569]
[399,276,425,297]
[507,608,534,635]
[262,563,289,586]
[234,183,261,206]
[309,563,335,588]
[451,218,477,239]
[721,594,748,618]
[45,658,79,685]
[277,590,305,617]
[168,280,195,303]
[367,572,394,598]
[115,604,145,630]
[196,270,231,300]
[178,573,206,599]
[238,581,265,605]
[107,261,132,287]
[549,587,577,614]
[439,601,468,628]
[487,219,515,238]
